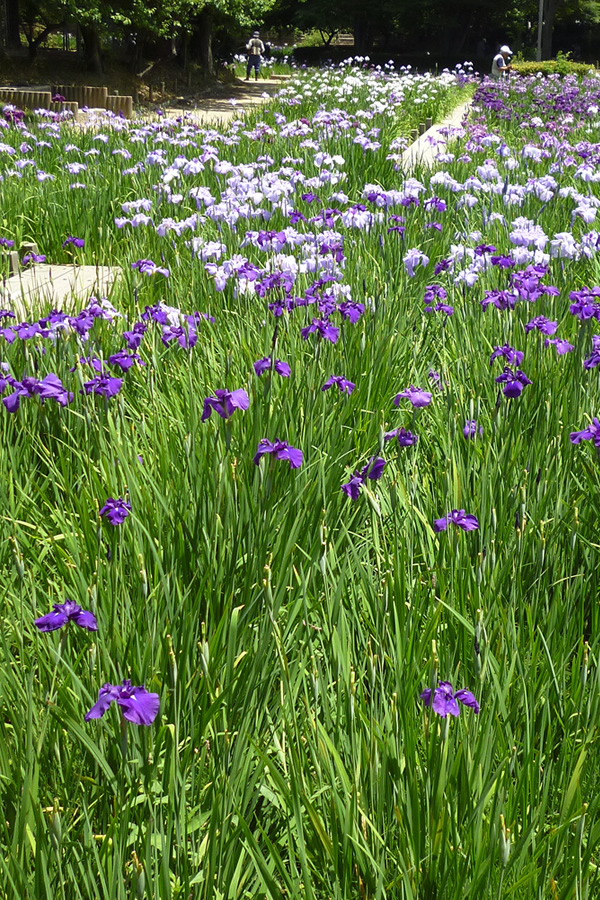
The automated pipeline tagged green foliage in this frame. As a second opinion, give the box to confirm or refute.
[512,56,597,77]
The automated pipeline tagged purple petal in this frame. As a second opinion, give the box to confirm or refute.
[432,691,460,717]
[459,514,479,531]
[433,517,448,532]
[34,610,69,632]
[118,687,160,725]
[84,683,119,721]
[454,689,480,713]
[71,609,98,631]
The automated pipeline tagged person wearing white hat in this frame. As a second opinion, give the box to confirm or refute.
[491,45,513,80]
[246,30,265,81]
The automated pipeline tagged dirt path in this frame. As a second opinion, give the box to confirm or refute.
[148,76,288,125]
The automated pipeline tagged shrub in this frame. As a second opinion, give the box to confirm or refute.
[512,54,596,77]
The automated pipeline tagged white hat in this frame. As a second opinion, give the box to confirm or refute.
[500,45,512,54]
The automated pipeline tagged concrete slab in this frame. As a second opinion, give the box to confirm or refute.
[0,264,120,320]
[400,99,472,171]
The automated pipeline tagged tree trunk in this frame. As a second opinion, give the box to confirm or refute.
[192,9,213,78]
[541,0,562,59]
[353,13,373,55]
[80,22,103,74]
[5,0,20,50]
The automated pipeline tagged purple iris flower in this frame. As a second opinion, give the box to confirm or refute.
[489,344,524,366]
[463,420,483,439]
[131,259,169,278]
[490,254,514,268]
[420,681,480,717]
[583,336,600,369]
[253,439,303,468]
[524,316,558,335]
[202,388,249,422]
[99,497,131,525]
[33,374,73,406]
[35,599,97,633]
[83,375,123,398]
[569,287,600,321]
[3,374,73,412]
[0,237,15,249]
[434,509,479,532]
[108,350,145,371]
[570,418,600,447]
[253,357,291,377]
[22,253,46,266]
[161,324,197,349]
[480,290,518,311]
[322,375,355,395]
[394,386,432,408]
[337,301,364,323]
[341,456,386,500]
[384,427,418,446]
[495,367,532,398]
[544,338,574,355]
[62,236,85,249]
[85,679,160,726]
[300,318,339,344]
[122,323,147,350]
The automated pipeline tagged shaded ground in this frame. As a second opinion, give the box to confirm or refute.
[0,48,287,119]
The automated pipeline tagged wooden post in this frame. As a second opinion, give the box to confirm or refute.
[426,116,432,129]
[419,122,426,136]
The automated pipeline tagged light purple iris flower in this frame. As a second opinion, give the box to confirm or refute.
[394,386,432,408]
[434,509,479,532]
[570,417,600,446]
[341,456,386,500]
[202,388,249,421]
[403,248,429,277]
[322,375,355,394]
[544,338,574,355]
[85,679,160,726]
[35,599,97,633]
[253,357,291,377]
[99,497,131,525]
[253,439,303,468]
[495,367,532,398]
[62,236,85,249]
[420,681,480,717]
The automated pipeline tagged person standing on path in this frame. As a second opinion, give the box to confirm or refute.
[246,31,265,81]
[491,45,512,80]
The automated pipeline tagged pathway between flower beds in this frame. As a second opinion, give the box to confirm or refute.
[400,98,472,169]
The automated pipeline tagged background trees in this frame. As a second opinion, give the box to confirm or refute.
[1,0,600,73]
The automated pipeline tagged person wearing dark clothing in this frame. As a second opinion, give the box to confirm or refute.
[246,31,265,81]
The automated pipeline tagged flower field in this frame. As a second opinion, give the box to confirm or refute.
[0,64,599,898]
